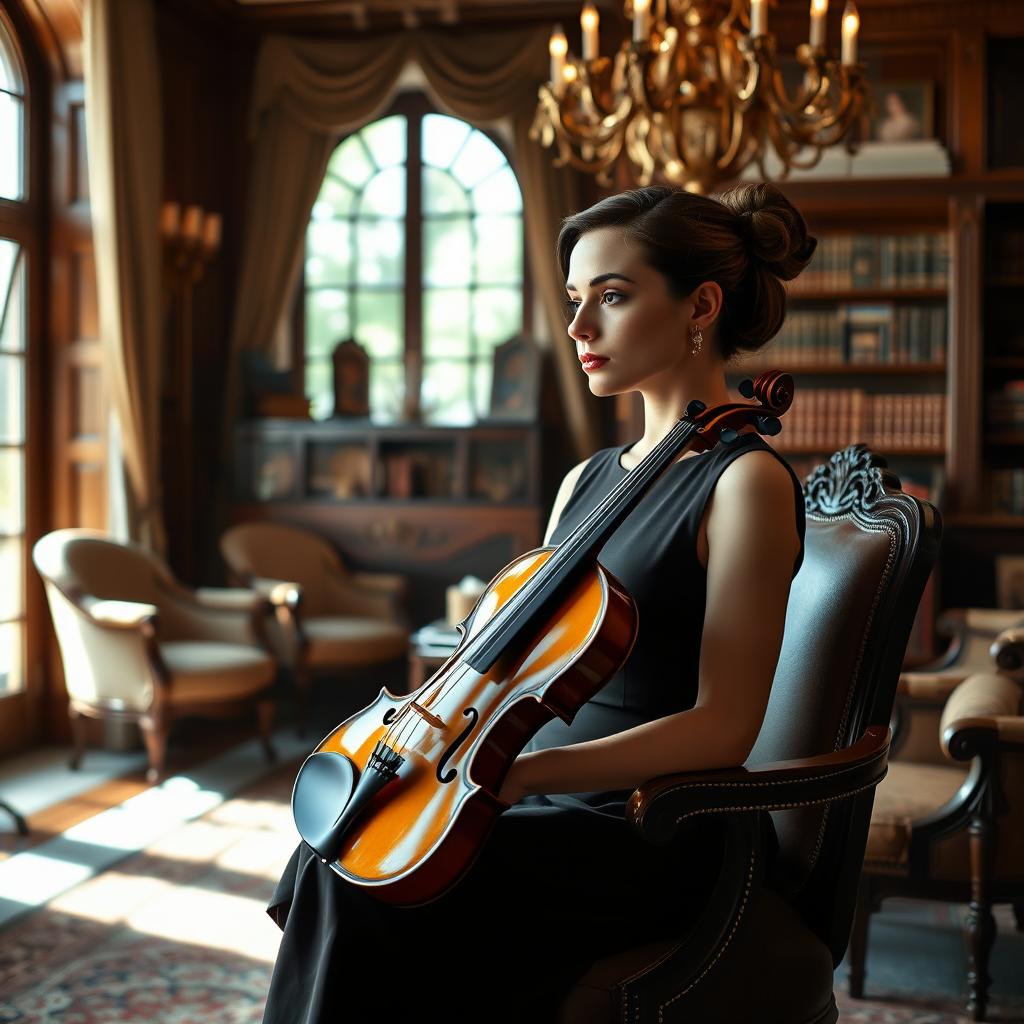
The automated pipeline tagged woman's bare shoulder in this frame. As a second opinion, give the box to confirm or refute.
[543,455,595,545]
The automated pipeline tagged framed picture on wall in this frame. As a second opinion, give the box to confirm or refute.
[868,80,934,143]
[486,335,540,422]
[332,338,371,418]
[995,554,1024,610]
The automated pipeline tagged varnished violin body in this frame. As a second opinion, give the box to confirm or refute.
[294,547,637,905]
[290,370,794,906]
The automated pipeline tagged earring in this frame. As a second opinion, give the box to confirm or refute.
[690,324,703,357]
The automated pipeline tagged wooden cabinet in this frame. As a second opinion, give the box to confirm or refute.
[230,420,544,625]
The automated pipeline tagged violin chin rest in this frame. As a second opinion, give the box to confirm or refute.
[291,751,359,861]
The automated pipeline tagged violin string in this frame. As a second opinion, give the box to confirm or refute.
[372,396,775,773]
[455,416,697,664]
[385,417,699,750]
[378,398,770,765]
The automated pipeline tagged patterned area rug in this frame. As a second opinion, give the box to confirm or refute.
[0,760,1022,1024]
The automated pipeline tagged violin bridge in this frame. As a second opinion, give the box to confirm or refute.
[409,701,445,729]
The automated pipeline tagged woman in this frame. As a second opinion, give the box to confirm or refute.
[262,181,815,1023]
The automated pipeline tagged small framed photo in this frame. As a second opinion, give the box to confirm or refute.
[869,80,935,143]
[331,339,371,418]
[995,554,1024,610]
[487,335,540,421]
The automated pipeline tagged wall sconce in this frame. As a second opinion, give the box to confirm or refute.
[160,200,222,425]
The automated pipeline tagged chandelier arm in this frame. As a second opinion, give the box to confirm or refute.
[531,2,869,193]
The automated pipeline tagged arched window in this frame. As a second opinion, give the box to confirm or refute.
[303,97,525,423]
[0,12,27,701]
[0,14,25,201]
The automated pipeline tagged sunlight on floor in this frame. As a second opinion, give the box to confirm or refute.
[126,884,285,963]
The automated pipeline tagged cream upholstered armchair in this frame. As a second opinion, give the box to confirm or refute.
[219,522,409,733]
[33,529,278,782]
[850,625,1024,1022]
[893,608,1024,763]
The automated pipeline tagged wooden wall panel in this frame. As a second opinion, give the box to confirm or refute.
[71,463,105,529]
[70,247,95,337]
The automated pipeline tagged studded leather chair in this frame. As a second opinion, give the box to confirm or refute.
[556,444,942,1023]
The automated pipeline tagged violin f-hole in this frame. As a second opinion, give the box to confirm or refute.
[436,707,478,784]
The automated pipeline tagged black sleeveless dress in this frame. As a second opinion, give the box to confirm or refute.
[262,432,806,1024]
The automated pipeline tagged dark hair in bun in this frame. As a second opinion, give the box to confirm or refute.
[556,181,817,361]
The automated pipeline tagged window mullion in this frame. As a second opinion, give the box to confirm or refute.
[404,111,423,421]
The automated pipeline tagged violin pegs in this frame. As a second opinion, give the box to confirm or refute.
[720,428,739,443]
[738,378,755,398]
[686,399,707,418]
[756,416,782,436]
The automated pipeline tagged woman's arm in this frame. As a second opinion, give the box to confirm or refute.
[498,450,801,803]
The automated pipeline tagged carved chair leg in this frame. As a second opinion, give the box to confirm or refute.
[68,705,87,770]
[966,815,998,1022]
[139,714,170,783]
[257,699,277,762]
[847,875,873,999]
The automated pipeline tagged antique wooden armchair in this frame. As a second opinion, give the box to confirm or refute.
[556,444,942,1023]
[220,522,410,734]
[849,625,1024,1021]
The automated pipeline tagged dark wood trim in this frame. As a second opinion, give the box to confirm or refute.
[0,0,54,757]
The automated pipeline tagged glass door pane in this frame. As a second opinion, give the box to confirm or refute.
[0,237,25,697]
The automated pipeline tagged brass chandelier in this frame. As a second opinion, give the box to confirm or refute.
[530,0,869,194]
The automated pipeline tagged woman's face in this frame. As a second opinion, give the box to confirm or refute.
[565,226,695,398]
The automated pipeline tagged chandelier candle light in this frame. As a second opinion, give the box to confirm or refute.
[531,0,867,194]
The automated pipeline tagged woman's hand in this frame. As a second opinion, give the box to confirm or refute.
[496,753,538,807]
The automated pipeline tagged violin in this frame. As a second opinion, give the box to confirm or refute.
[291,370,794,907]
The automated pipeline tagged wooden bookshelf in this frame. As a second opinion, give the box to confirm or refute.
[772,445,946,458]
[734,363,947,376]
[788,288,948,303]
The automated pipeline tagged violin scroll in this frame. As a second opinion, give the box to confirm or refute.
[687,368,794,450]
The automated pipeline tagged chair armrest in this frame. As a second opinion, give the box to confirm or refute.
[349,572,406,596]
[155,580,270,648]
[252,576,302,611]
[325,566,405,622]
[991,627,1024,677]
[940,672,1024,759]
[193,587,268,612]
[627,726,891,844]
[897,669,970,701]
[79,596,159,631]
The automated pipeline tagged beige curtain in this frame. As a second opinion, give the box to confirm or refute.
[83,0,165,551]
[229,28,599,458]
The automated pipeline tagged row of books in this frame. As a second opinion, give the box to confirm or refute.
[752,304,947,366]
[788,233,950,293]
[987,381,1024,430]
[992,469,1024,515]
[771,390,946,451]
